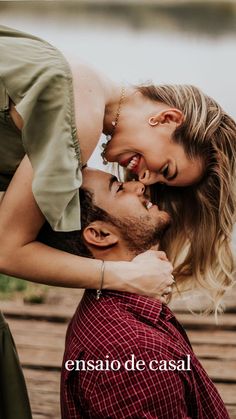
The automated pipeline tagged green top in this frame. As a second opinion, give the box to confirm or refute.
[0,25,82,231]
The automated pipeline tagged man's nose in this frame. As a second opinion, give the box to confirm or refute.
[124,181,145,196]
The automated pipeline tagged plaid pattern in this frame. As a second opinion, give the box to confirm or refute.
[61,290,229,418]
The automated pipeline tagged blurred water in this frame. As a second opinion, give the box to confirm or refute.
[1,2,236,171]
[0,7,235,163]
[1,2,236,115]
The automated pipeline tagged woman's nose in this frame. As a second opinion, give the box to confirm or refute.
[139,170,164,186]
[139,169,151,185]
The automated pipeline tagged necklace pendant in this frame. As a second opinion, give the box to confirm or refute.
[101,149,109,165]
[101,86,125,167]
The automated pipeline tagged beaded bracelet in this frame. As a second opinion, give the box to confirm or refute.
[96,260,105,300]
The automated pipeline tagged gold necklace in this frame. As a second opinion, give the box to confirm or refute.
[101,86,126,165]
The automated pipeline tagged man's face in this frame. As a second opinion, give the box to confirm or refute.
[82,168,171,253]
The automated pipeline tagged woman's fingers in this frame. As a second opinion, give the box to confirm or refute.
[116,249,175,299]
[160,295,168,304]
[162,286,173,295]
[156,251,168,261]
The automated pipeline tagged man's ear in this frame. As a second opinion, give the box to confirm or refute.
[83,221,119,248]
[149,108,184,127]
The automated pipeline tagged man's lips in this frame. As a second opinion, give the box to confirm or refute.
[143,198,158,211]
[119,154,141,173]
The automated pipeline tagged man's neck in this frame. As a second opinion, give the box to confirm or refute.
[91,243,159,262]
[92,246,134,262]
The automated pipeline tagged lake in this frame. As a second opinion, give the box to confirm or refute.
[1,2,235,113]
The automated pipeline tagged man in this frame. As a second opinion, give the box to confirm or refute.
[40,168,228,418]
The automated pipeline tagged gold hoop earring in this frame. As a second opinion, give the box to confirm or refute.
[149,117,159,126]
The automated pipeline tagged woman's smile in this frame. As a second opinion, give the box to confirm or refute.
[119,153,142,173]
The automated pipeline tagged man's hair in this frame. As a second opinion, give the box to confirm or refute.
[38,188,118,258]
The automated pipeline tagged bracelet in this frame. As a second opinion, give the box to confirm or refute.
[96,260,105,300]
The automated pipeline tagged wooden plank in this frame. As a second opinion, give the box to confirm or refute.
[7,319,66,369]
[2,301,75,322]
[200,359,236,382]
[8,318,67,348]
[23,369,60,419]
[227,407,236,419]
[18,346,62,369]
[176,313,236,330]
[215,384,236,404]
[8,319,66,368]
[188,330,236,345]
[192,344,236,360]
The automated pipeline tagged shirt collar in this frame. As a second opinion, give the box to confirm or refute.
[87,289,174,325]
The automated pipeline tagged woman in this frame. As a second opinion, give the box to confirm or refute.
[0,24,235,416]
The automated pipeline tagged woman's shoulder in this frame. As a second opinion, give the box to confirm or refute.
[70,61,107,100]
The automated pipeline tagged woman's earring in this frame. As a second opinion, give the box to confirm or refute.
[149,117,159,126]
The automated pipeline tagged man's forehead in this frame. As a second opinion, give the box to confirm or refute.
[82,168,112,190]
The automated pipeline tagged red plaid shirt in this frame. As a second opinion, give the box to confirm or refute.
[61,290,229,419]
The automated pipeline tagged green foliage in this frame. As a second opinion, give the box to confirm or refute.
[0,274,28,294]
[0,274,48,303]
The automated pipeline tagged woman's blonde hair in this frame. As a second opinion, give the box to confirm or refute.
[136,84,236,312]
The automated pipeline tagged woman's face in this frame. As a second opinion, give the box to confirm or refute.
[105,113,204,187]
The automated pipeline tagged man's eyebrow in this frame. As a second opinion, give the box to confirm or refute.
[108,175,118,191]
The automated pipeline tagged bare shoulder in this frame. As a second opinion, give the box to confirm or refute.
[71,61,108,103]
[70,61,109,162]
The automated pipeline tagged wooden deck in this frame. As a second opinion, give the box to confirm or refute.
[2,285,236,419]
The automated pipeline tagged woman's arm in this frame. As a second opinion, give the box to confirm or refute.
[0,157,173,297]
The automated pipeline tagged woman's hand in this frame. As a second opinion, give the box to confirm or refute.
[104,250,174,300]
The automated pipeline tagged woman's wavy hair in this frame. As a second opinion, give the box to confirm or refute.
[132,84,236,312]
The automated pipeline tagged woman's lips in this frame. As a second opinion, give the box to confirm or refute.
[120,154,141,173]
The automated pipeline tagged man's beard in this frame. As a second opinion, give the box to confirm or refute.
[107,213,170,256]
